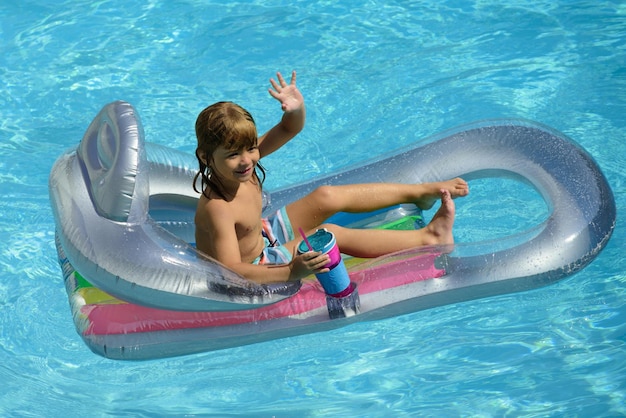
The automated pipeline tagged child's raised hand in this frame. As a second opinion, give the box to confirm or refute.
[268,71,304,113]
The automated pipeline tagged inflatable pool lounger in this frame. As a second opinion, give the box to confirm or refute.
[49,101,615,360]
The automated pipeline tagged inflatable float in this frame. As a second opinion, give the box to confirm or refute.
[49,101,616,360]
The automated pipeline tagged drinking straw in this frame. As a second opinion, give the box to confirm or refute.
[298,227,314,251]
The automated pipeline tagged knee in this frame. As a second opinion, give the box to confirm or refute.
[309,185,339,213]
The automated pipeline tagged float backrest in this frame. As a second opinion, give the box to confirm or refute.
[77,101,149,223]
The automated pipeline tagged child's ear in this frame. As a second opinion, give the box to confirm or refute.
[196,150,208,165]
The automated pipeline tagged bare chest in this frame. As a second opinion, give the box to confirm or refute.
[231,186,264,239]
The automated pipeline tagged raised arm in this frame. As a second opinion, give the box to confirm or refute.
[258,71,306,158]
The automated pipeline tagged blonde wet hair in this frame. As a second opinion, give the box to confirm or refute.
[193,101,266,199]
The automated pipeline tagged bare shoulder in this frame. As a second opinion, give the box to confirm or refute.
[195,195,233,232]
[195,194,241,260]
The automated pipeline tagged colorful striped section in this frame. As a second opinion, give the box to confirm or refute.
[63,214,444,338]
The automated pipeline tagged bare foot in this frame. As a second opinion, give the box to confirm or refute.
[415,178,469,210]
[421,189,455,246]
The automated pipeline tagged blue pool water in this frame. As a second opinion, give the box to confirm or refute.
[1,0,625,416]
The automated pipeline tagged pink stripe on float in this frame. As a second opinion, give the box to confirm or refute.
[82,253,444,336]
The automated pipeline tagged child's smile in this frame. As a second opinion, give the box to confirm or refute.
[234,164,254,178]
[213,145,260,184]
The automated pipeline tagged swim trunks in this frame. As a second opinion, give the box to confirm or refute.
[252,206,295,265]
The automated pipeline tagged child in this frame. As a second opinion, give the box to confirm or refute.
[194,71,469,284]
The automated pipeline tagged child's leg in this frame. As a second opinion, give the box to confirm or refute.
[324,189,456,256]
[285,178,467,233]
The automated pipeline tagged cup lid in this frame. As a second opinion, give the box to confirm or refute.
[298,228,335,253]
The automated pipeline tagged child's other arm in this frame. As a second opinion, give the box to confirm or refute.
[258,71,306,158]
[197,199,323,284]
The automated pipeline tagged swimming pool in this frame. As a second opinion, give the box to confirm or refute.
[2,0,624,416]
